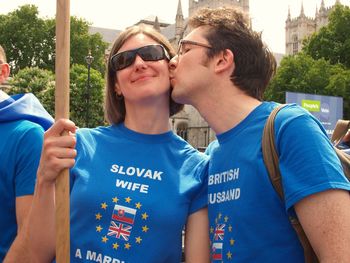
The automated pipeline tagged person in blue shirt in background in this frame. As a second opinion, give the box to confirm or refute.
[0,44,53,262]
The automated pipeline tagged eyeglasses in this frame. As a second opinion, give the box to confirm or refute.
[110,44,170,71]
[177,39,212,56]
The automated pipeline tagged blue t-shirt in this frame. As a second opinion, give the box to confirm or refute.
[69,124,208,263]
[206,102,350,262]
[0,120,44,261]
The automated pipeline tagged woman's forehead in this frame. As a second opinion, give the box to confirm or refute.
[119,34,159,53]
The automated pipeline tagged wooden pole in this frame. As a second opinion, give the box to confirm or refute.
[55,0,70,262]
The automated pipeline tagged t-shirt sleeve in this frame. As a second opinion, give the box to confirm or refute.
[188,157,209,214]
[275,106,350,211]
[15,124,44,197]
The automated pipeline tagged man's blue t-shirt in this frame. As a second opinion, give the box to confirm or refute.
[206,102,350,262]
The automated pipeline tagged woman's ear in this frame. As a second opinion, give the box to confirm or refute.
[214,49,234,74]
[114,83,122,96]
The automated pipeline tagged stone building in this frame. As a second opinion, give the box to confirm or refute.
[285,0,342,55]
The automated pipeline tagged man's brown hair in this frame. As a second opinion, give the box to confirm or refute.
[188,7,276,100]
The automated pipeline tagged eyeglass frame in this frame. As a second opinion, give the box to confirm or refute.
[110,44,170,72]
[177,39,212,56]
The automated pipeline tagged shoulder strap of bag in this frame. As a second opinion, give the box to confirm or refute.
[261,104,319,263]
[261,104,286,199]
[331,120,350,146]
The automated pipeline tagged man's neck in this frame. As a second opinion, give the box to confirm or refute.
[0,90,10,103]
[194,88,262,135]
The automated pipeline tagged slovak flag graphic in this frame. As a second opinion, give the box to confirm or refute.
[212,242,223,260]
[112,204,137,225]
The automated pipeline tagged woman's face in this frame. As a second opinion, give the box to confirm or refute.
[114,34,170,108]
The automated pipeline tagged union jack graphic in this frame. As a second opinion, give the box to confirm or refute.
[214,224,225,241]
[108,221,132,241]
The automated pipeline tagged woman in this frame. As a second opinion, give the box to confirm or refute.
[28,25,210,262]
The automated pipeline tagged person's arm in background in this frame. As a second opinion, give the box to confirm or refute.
[4,196,33,263]
[185,207,210,263]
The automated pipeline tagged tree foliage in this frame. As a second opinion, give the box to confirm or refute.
[0,5,55,73]
[265,53,350,119]
[1,4,109,127]
[8,65,106,127]
[303,4,350,68]
[69,64,105,128]
[0,5,108,74]
[9,67,55,115]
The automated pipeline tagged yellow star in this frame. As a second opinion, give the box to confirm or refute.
[96,225,103,232]
[218,213,222,219]
[112,197,119,203]
[224,216,229,222]
[101,202,108,209]
[102,236,108,243]
[135,236,142,243]
[135,202,142,209]
[113,243,119,250]
[227,251,232,259]
[210,227,214,233]
[124,243,131,249]
[228,225,233,232]
[95,213,102,220]
[141,212,149,220]
[125,197,132,203]
[142,225,149,232]
[230,238,235,246]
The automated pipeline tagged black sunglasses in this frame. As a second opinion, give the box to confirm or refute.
[110,44,170,71]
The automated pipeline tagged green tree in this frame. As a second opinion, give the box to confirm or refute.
[8,65,106,126]
[0,5,55,73]
[265,53,350,119]
[9,67,55,115]
[0,5,108,74]
[303,4,350,68]
[69,64,105,127]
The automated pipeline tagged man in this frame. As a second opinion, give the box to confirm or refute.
[169,7,350,262]
[0,45,53,262]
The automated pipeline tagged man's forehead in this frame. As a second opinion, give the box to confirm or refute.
[184,27,208,42]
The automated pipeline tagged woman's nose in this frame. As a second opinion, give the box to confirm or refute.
[133,55,147,69]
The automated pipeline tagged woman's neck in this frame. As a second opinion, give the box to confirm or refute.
[123,103,171,134]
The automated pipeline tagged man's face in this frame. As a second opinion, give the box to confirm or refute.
[169,26,213,105]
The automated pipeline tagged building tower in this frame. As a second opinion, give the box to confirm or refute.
[285,0,344,55]
[175,0,184,47]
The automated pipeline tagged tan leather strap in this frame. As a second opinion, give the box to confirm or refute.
[262,104,286,199]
